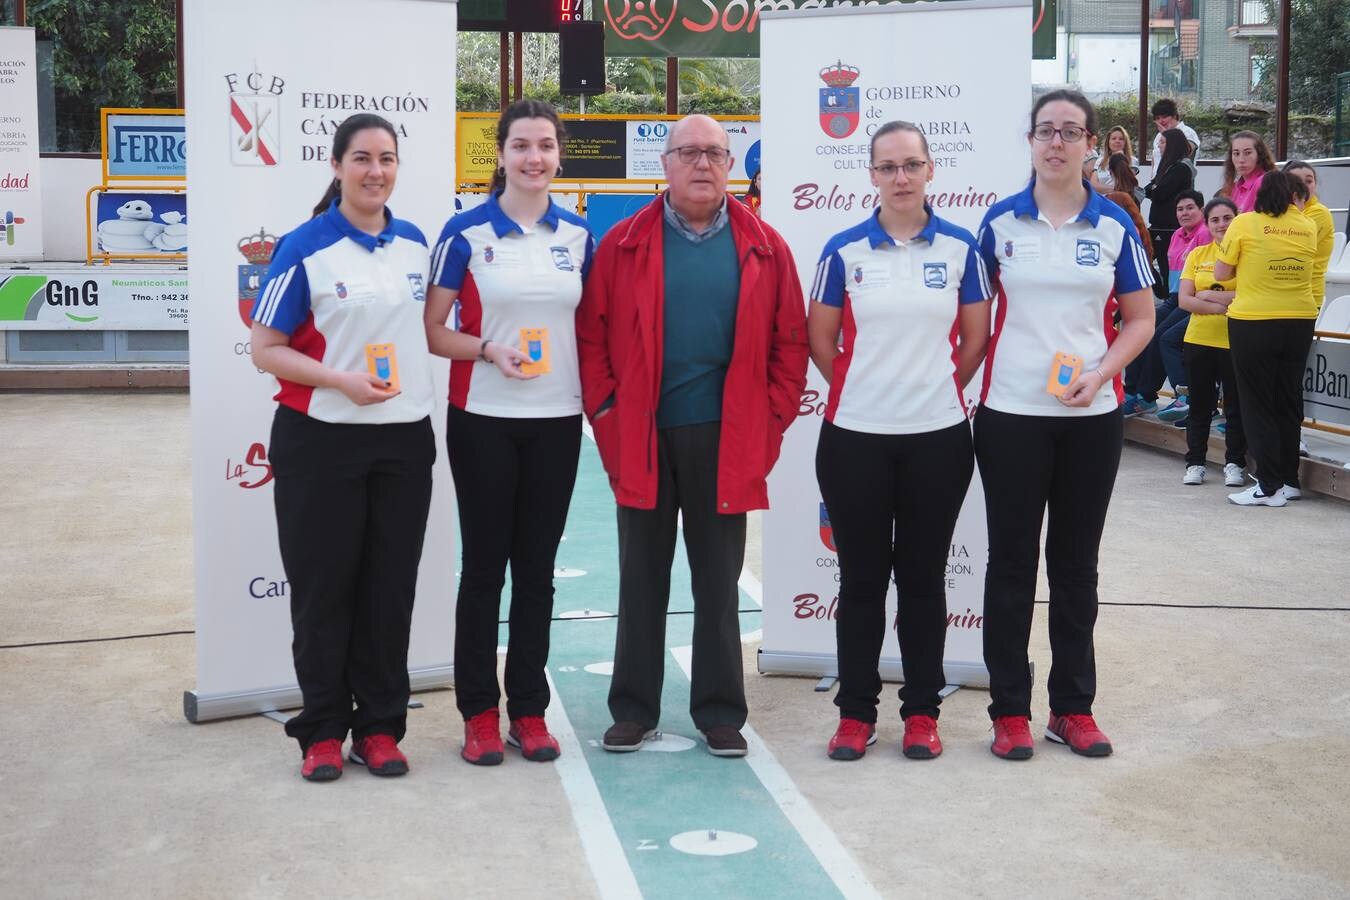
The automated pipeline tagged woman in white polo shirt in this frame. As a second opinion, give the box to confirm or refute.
[425,100,594,767]
[251,113,437,782]
[975,90,1155,761]
[809,121,991,762]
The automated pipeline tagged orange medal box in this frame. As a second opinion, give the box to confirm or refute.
[365,342,400,392]
[1045,351,1083,397]
[519,327,551,375]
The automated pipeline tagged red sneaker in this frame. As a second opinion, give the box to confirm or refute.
[1045,713,1113,757]
[301,738,344,782]
[462,709,505,766]
[507,716,561,762]
[827,718,877,761]
[349,733,409,776]
[902,715,942,760]
[990,715,1034,760]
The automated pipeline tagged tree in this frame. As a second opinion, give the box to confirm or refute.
[1255,0,1350,115]
[27,0,177,152]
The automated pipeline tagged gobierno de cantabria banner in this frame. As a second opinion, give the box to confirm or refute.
[758,0,1031,686]
[183,0,458,722]
[0,26,43,261]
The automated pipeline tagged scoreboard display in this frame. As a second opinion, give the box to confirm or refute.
[459,0,585,32]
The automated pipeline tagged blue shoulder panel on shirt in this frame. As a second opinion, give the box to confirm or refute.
[389,217,427,247]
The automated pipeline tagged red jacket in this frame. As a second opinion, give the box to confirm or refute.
[577,194,809,513]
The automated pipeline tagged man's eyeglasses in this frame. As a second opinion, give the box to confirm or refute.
[872,160,928,178]
[666,145,732,166]
[1032,124,1091,143]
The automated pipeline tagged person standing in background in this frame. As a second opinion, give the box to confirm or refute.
[1143,128,1195,296]
[1150,98,1199,163]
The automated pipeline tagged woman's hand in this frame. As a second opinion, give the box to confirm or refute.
[484,340,539,380]
[335,370,400,405]
[1059,367,1106,408]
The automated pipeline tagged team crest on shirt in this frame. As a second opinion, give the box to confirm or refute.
[335,281,348,299]
[1003,240,1014,258]
[484,245,495,263]
[1075,239,1101,267]
[407,273,426,302]
[819,502,837,552]
[852,265,863,284]
[550,246,574,271]
[923,262,948,289]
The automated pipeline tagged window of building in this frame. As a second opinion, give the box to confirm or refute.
[1249,42,1274,95]
[28,0,178,153]
[1237,0,1272,27]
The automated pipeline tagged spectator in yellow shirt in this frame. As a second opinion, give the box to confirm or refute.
[1282,160,1335,307]
[1215,172,1317,507]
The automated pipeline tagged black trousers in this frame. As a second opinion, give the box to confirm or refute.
[270,406,435,752]
[1183,342,1247,467]
[446,406,581,721]
[816,420,973,722]
[1228,318,1314,495]
[609,422,747,732]
[974,406,1122,720]
[1149,228,1176,299]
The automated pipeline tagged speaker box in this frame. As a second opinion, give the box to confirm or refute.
[560,22,606,96]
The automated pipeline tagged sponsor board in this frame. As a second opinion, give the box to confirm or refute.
[0,268,188,329]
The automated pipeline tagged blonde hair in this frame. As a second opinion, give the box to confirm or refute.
[1095,126,1135,172]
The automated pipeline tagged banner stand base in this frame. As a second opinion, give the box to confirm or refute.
[814,676,837,692]
[758,649,990,690]
[184,664,454,724]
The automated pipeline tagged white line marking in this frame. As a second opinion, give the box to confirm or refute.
[738,567,763,608]
[544,670,643,900]
[670,646,883,900]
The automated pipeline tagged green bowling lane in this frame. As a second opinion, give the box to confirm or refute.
[494,436,846,900]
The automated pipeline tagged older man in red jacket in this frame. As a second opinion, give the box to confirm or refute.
[577,115,809,757]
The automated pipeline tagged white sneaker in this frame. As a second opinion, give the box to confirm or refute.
[1299,440,1309,457]
[1223,463,1245,487]
[1183,465,1206,485]
[1280,484,1302,501]
[1228,484,1287,507]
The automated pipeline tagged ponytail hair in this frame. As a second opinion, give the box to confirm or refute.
[1253,170,1307,217]
[311,113,399,218]
[488,99,566,196]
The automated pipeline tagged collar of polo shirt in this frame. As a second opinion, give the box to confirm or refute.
[1012,178,1105,227]
[866,204,940,248]
[484,191,563,238]
[326,197,397,250]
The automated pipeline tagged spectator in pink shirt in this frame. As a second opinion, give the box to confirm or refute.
[1167,190,1210,292]
[1219,131,1276,213]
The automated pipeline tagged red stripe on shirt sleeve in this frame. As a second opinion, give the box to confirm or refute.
[1102,291,1123,404]
[274,311,326,415]
[980,283,1009,405]
[824,293,857,424]
[448,271,482,410]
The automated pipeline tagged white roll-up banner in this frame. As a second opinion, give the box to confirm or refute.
[759,0,1032,687]
[0,26,44,261]
[184,0,459,722]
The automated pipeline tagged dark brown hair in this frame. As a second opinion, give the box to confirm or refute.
[1219,131,1277,200]
[312,113,399,219]
[1253,170,1309,217]
[490,99,567,195]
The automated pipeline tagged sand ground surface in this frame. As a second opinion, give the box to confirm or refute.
[2,392,1347,898]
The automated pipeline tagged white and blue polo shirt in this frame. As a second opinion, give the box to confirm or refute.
[253,200,435,425]
[977,182,1154,416]
[811,208,991,434]
[430,194,594,418]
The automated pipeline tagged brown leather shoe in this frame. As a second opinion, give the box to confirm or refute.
[702,725,748,757]
[602,721,654,752]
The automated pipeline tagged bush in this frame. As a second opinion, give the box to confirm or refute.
[455,80,761,117]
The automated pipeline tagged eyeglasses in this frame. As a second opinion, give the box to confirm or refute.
[1032,124,1090,143]
[871,160,928,178]
[667,145,732,167]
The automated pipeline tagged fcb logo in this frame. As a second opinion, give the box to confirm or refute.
[818,60,861,140]
[819,502,837,553]
[335,281,348,300]
[923,262,948,289]
[484,245,495,263]
[236,226,277,328]
[1004,240,1014,258]
[226,70,282,167]
[852,265,863,284]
